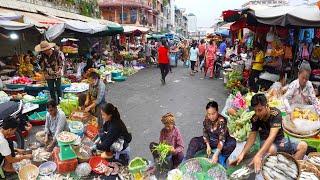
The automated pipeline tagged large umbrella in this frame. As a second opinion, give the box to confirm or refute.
[249,5,320,27]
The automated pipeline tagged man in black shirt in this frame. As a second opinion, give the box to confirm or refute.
[235,94,308,173]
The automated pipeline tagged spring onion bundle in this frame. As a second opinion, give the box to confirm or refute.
[152,143,172,164]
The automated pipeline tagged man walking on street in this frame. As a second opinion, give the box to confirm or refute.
[145,41,152,66]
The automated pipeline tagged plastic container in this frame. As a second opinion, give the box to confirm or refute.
[112,76,127,82]
[53,147,78,174]
[68,121,84,137]
[28,111,47,126]
[89,156,109,174]
[39,161,57,176]
[85,124,99,139]
[111,71,121,78]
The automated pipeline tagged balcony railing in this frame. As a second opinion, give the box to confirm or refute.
[99,0,152,10]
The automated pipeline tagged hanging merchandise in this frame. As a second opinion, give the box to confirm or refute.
[302,43,310,60]
[316,29,320,39]
[266,27,275,43]
[284,45,293,60]
[312,44,320,59]
[299,28,315,43]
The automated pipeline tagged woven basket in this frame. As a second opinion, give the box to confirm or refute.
[308,152,320,170]
[298,160,320,177]
[282,115,320,138]
[262,152,301,180]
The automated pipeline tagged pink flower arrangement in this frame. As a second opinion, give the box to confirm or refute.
[232,92,247,109]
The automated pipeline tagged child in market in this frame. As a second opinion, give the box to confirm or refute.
[150,113,184,169]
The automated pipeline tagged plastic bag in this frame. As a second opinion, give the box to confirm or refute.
[75,163,92,177]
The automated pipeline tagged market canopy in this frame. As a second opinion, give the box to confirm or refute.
[0,20,33,30]
[248,5,320,27]
[45,20,109,41]
[123,25,150,34]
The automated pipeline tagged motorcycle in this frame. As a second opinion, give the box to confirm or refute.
[0,100,29,149]
[214,52,224,78]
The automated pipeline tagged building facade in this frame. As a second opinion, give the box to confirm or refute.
[98,0,175,33]
[174,7,187,38]
[16,0,100,17]
[242,0,289,8]
[187,13,197,38]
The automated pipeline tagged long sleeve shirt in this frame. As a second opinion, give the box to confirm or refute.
[159,126,184,155]
[284,79,320,115]
[44,109,67,140]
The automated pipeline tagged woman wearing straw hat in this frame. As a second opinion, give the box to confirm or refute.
[35,41,64,103]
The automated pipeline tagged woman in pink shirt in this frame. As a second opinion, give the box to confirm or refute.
[198,39,206,72]
[150,113,184,169]
[204,40,217,79]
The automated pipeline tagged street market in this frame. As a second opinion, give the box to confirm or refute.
[1,0,320,180]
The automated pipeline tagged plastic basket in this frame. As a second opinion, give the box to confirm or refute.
[89,156,109,174]
[18,164,39,180]
[128,157,148,174]
[68,121,84,136]
[28,111,47,126]
[112,76,127,82]
[178,157,227,179]
[31,97,48,105]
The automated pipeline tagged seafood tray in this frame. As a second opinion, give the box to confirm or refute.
[262,152,301,180]
[298,160,320,179]
[308,152,320,170]
[178,157,226,180]
[229,166,255,180]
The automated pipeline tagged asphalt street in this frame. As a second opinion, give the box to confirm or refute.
[26,64,228,161]
[106,64,228,160]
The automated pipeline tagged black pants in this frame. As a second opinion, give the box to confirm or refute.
[159,63,169,82]
[249,69,262,92]
[199,55,204,70]
[190,61,196,71]
[47,78,62,103]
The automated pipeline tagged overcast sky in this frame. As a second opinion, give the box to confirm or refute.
[174,0,317,27]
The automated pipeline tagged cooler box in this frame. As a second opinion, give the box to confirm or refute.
[53,147,78,174]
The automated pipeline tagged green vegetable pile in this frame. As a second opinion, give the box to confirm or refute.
[227,109,255,142]
[152,143,172,164]
[226,71,243,92]
[122,67,138,77]
[59,95,79,116]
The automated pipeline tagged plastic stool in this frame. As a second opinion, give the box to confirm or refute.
[115,146,130,160]
[0,167,5,179]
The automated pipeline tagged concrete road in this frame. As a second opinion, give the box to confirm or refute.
[106,65,228,160]
[25,64,228,161]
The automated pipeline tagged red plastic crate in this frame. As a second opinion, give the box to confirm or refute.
[53,147,78,174]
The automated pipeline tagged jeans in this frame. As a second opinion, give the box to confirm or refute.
[47,78,62,103]
[159,63,169,82]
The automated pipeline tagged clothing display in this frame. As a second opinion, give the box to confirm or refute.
[284,46,293,60]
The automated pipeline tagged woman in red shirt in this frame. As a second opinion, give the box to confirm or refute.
[158,40,170,85]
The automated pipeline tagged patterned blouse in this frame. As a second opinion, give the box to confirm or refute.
[203,114,229,145]
[40,50,63,79]
[284,79,320,115]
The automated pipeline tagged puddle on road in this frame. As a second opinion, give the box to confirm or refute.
[173,80,181,83]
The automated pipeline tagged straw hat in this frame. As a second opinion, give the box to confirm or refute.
[35,40,56,52]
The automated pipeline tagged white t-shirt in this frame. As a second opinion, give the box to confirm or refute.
[189,48,199,61]
[0,131,11,163]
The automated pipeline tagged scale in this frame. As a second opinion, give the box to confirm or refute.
[57,140,77,161]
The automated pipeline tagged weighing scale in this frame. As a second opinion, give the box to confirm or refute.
[57,140,77,161]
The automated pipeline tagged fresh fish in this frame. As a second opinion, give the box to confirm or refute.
[263,169,273,180]
[300,172,319,180]
[267,157,278,164]
[272,166,286,176]
[277,154,290,165]
[272,170,287,180]
[275,163,297,179]
[263,166,274,178]
[231,167,250,179]
[265,161,276,168]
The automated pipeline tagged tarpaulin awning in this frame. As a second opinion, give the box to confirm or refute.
[222,10,241,22]
[0,8,21,21]
[45,20,109,41]
[0,20,33,30]
[18,11,62,28]
[123,25,150,33]
[215,29,230,37]
[249,5,320,27]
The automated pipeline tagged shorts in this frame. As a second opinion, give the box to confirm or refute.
[261,137,299,155]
